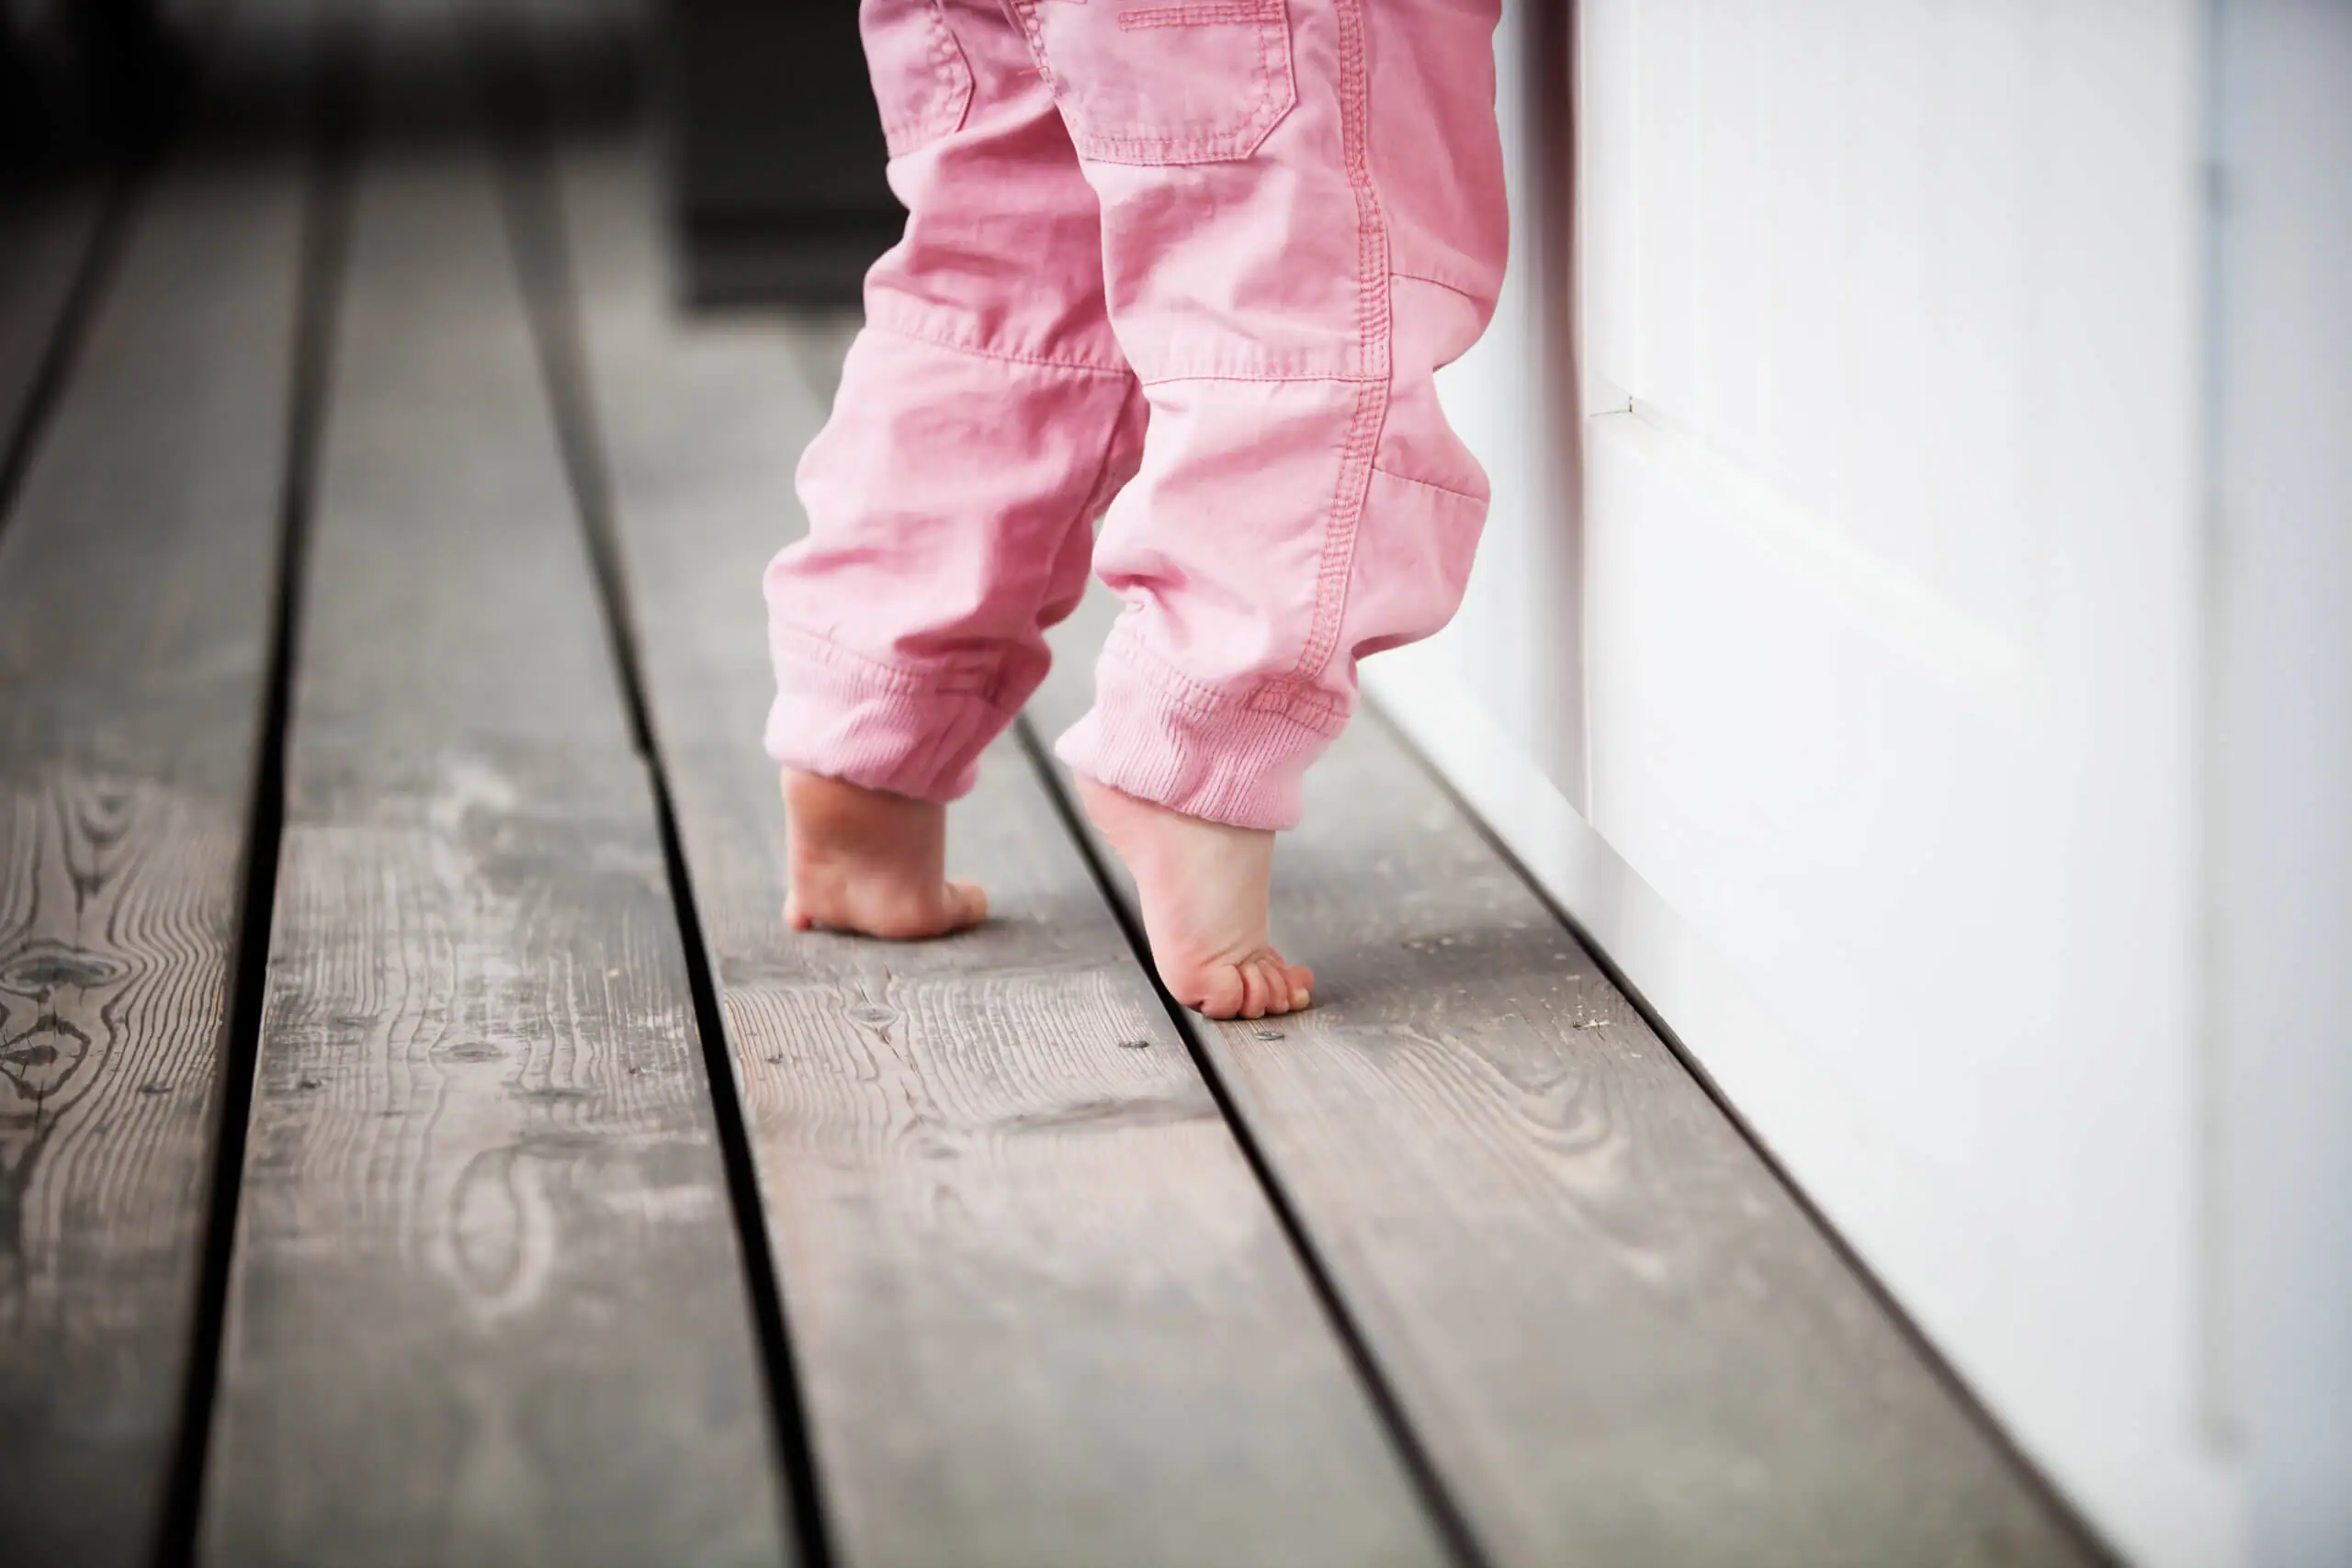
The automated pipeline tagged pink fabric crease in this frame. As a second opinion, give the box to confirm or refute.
[764,0,1508,830]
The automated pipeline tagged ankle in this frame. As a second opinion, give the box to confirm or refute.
[778,769,986,939]
[786,770,945,860]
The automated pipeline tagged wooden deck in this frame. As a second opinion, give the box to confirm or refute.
[0,3,2112,1565]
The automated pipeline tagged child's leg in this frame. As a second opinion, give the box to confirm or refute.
[770,0,1508,1021]
[1045,0,1510,829]
[765,0,1143,938]
[1040,4,1510,1003]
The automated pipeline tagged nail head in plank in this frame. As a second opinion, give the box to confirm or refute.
[0,14,311,1567]
[198,10,787,1563]
[1032,589,2106,1568]
[551,130,1452,1567]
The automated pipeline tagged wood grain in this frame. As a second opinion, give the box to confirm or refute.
[212,744,785,1566]
[1030,589,2106,1568]
[0,183,103,477]
[0,12,311,1565]
[548,120,1450,1568]
[197,8,787,1563]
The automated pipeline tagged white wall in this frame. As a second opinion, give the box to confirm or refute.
[2211,5,2352,1564]
[1411,0,1588,813]
[1367,2,2346,1562]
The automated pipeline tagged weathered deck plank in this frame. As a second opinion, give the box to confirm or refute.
[198,8,787,1563]
[548,123,1452,1568]
[1031,590,2104,1567]
[0,184,104,482]
[0,12,311,1567]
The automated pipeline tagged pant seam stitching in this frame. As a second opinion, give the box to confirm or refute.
[1102,630,1229,717]
[1243,681,1349,734]
[1277,0,1390,701]
[865,314,1135,378]
[1390,267,1485,308]
[1137,369,1383,387]
[1370,461,1484,504]
[1104,633,1348,740]
[771,623,1012,705]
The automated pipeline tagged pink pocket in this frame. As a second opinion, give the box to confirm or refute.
[1012,0,1295,165]
[860,0,975,158]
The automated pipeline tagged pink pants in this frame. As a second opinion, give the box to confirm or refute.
[764,0,1508,830]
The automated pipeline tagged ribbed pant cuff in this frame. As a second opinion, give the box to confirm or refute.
[763,630,1013,803]
[1052,638,1342,831]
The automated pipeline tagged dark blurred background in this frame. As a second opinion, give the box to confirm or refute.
[2,0,190,171]
[2,0,898,301]
[659,1,896,302]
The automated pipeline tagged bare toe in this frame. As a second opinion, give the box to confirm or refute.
[1179,962,1248,1020]
[1074,776,1306,1022]
[1238,972,1268,1020]
[1250,954,1292,1018]
[948,879,989,931]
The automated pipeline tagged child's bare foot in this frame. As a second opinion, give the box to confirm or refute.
[782,770,988,940]
[1073,775,1313,1020]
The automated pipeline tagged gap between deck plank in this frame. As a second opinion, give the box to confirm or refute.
[196,3,789,1562]
[0,184,109,530]
[158,8,363,1564]
[476,12,833,1564]
[536,83,1458,1568]
[0,4,315,1564]
[1029,589,2110,1568]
